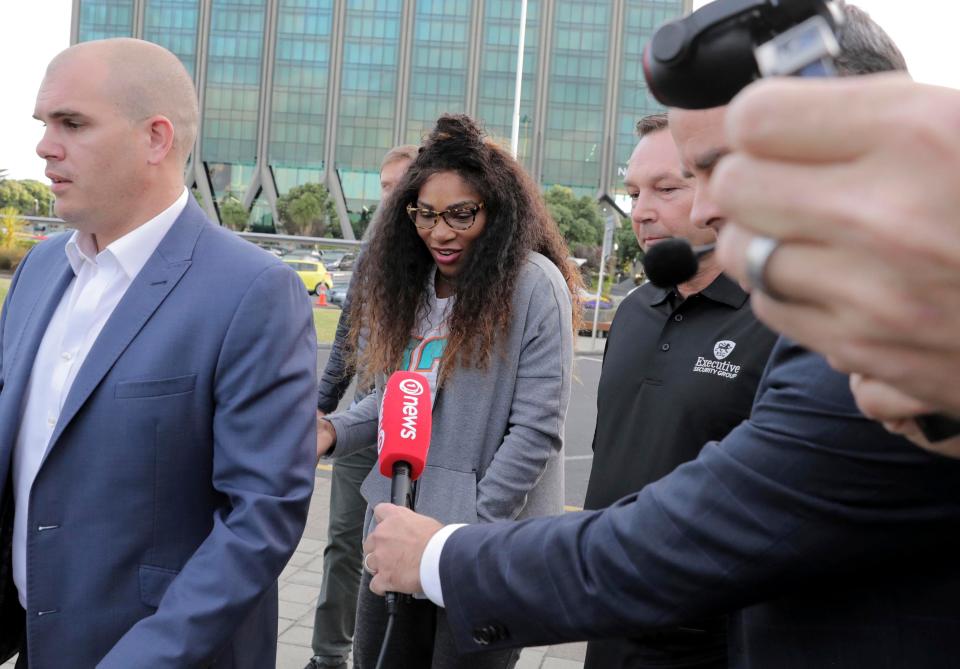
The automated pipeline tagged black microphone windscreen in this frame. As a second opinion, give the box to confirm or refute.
[642,238,699,288]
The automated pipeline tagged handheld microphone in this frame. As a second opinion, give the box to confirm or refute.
[642,239,715,288]
[375,370,433,640]
[378,371,433,509]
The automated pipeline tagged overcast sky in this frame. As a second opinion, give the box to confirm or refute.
[2,0,956,182]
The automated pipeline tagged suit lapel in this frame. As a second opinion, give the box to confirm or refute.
[45,200,205,455]
[0,258,74,477]
[2,261,74,405]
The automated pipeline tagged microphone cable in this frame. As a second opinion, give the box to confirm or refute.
[374,603,397,669]
[373,553,409,669]
[372,372,432,668]
[374,469,416,669]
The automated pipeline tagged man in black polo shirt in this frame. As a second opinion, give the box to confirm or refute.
[582,114,777,669]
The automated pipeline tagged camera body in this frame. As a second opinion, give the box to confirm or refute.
[643,0,843,109]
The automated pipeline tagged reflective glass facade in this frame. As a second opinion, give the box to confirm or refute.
[404,0,471,145]
[542,0,610,193]
[612,0,685,209]
[78,0,134,40]
[74,0,690,231]
[476,0,539,169]
[203,0,266,198]
[144,0,200,78]
[335,0,403,206]
[270,0,333,179]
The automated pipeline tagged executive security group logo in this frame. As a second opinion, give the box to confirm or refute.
[713,340,736,360]
[693,339,742,380]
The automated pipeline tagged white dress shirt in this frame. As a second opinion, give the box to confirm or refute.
[12,188,188,607]
[419,523,464,607]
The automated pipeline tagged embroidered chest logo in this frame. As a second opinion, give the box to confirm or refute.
[693,340,742,380]
[713,340,736,360]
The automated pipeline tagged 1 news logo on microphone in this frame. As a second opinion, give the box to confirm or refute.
[398,378,424,396]
[378,372,433,479]
[397,377,425,440]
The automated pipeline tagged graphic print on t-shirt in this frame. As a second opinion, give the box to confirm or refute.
[402,276,450,406]
[401,335,447,374]
[400,334,447,407]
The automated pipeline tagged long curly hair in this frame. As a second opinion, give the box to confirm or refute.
[348,114,581,387]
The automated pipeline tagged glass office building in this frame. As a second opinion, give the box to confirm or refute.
[74,0,690,237]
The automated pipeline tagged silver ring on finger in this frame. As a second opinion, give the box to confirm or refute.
[363,552,377,575]
[745,235,784,299]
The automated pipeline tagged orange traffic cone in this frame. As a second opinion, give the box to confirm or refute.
[316,286,328,307]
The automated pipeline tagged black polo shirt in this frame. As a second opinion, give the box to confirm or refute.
[583,273,777,669]
[585,273,777,510]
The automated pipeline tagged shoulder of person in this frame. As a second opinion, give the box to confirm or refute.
[626,280,659,304]
[510,253,574,333]
[193,215,291,277]
[518,251,568,295]
[24,229,72,265]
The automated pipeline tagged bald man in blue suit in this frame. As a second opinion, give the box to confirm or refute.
[0,39,317,667]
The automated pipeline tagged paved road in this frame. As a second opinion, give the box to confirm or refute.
[566,351,603,508]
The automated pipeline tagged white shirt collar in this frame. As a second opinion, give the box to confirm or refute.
[64,187,189,279]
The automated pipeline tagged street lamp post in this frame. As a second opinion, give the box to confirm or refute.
[509,0,529,158]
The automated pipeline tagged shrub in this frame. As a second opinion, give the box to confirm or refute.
[0,207,21,248]
[0,245,26,271]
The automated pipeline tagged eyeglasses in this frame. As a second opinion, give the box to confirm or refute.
[406,203,484,231]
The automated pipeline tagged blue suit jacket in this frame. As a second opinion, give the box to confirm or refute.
[439,339,960,668]
[0,197,318,668]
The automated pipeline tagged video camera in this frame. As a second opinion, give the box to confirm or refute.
[643,0,845,109]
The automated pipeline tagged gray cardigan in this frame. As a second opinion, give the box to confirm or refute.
[327,252,573,535]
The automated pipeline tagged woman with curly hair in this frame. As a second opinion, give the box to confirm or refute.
[317,114,580,669]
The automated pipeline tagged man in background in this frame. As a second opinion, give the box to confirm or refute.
[583,114,775,669]
[305,145,417,669]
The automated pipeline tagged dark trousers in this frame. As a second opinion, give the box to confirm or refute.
[14,618,27,669]
[353,571,520,669]
[310,446,378,664]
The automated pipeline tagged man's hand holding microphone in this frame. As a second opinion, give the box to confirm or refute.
[362,504,442,596]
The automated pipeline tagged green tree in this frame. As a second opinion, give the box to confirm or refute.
[0,180,34,214]
[277,182,337,237]
[544,185,603,247]
[21,180,53,215]
[219,194,249,232]
[616,216,642,269]
[0,178,54,215]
